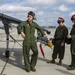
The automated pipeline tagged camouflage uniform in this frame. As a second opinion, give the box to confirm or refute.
[52,25,68,60]
[70,24,75,68]
[17,20,45,69]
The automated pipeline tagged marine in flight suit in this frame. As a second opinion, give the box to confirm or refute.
[47,17,68,65]
[17,11,45,72]
[67,14,75,70]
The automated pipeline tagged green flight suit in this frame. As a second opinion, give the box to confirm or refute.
[70,24,75,67]
[52,25,68,60]
[17,20,45,69]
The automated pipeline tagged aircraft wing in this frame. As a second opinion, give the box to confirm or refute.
[0,13,22,24]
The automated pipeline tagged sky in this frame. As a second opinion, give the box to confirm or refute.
[0,0,75,28]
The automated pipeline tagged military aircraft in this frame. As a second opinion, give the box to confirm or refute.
[0,13,51,58]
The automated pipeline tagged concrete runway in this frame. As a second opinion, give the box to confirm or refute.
[0,28,75,75]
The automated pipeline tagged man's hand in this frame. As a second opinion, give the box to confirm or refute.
[21,32,26,38]
[43,35,46,37]
[67,35,71,38]
[61,42,64,46]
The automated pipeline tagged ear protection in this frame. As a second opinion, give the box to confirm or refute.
[71,14,75,21]
[57,17,65,24]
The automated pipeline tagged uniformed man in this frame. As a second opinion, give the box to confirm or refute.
[47,17,68,65]
[67,14,75,70]
[17,11,45,72]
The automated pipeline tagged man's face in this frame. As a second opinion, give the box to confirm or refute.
[72,17,75,23]
[28,15,33,22]
[58,21,64,26]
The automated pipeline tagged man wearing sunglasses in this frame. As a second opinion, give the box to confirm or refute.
[47,17,68,65]
[67,14,75,70]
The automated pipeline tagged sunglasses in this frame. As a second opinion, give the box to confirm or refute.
[72,18,75,20]
[58,21,63,24]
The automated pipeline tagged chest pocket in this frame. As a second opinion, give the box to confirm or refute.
[57,28,64,37]
[60,28,64,35]
[23,24,30,34]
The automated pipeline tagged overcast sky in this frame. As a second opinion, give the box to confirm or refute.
[0,0,75,28]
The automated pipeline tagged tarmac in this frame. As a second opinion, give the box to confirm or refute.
[0,28,75,75]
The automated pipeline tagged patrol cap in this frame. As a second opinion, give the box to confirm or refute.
[28,11,36,20]
[71,14,75,21]
[57,17,65,24]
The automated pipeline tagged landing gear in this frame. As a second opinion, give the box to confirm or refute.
[5,34,10,58]
[5,50,9,58]
[2,20,10,58]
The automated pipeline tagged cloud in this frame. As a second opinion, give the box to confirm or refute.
[0,0,75,28]
[69,11,75,16]
[55,5,70,12]
[37,11,44,16]
[64,0,75,3]
[0,4,36,12]
[36,11,62,26]
[21,0,58,7]
[0,0,3,3]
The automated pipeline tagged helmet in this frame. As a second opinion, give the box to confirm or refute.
[28,11,36,20]
[47,41,53,47]
[57,17,65,23]
[71,14,75,21]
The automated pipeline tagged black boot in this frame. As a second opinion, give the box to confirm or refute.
[25,68,31,72]
[67,66,75,70]
[69,65,72,67]
[47,59,55,64]
[57,59,62,65]
[31,67,36,72]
